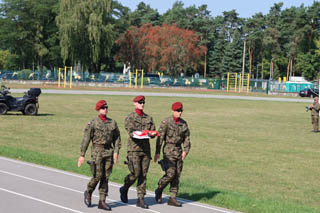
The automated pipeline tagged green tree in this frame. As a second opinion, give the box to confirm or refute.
[306,1,320,52]
[298,40,320,80]
[129,2,160,27]
[263,3,283,79]
[244,13,266,78]
[221,29,243,74]
[56,0,115,72]
[208,10,243,78]
[0,50,18,70]
[279,5,310,78]
[208,16,226,78]
[0,0,61,70]
[103,1,131,72]
[161,1,191,29]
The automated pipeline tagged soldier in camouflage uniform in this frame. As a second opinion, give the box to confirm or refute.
[154,102,191,207]
[77,100,121,211]
[309,96,320,132]
[119,95,156,209]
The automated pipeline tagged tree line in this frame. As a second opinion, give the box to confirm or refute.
[0,0,320,80]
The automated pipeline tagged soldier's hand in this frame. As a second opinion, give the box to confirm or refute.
[154,154,160,163]
[148,132,156,138]
[78,156,85,167]
[113,153,118,164]
[182,152,187,161]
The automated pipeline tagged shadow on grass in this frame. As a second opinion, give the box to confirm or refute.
[2,113,54,116]
[179,190,221,202]
[36,113,55,116]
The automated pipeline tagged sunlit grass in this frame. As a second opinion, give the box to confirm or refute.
[0,93,319,212]
[2,81,303,98]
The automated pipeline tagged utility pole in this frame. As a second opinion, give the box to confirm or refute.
[241,40,246,89]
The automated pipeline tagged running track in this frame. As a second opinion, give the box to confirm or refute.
[0,157,237,213]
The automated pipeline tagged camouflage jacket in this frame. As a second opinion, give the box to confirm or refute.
[80,117,121,157]
[155,116,191,159]
[311,103,320,116]
[125,112,155,153]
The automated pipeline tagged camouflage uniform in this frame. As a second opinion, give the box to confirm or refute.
[123,112,155,198]
[311,102,320,131]
[155,116,191,198]
[80,116,121,201]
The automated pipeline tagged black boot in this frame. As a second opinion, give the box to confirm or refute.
[167,197,182,207]
[98,200,111,211]
[136,197,149,209]
[83,190,92,207]
[155,188,162,203]
[120,186,128,203]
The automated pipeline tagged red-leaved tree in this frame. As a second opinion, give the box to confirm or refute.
[115,24,206,76]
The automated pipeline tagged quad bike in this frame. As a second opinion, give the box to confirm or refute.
[0,85,41,115]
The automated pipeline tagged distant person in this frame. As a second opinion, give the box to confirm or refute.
[154,102,191,207]
[78,100,121,211]
[220,81,225,89]
[309,96,320,132]
[119,95,157,209]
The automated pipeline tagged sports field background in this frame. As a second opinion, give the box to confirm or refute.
[0,90,319,212]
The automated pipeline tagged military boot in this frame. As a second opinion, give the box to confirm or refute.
[98,200,111,211]
[155,188,162,203]
[136,197,149,209]
[167,197,182,207]
[83,190,92,207]
[120,186,128,203]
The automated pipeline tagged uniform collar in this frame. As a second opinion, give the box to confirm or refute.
[98,114,107,122]
[172,115,180,124]
[135,109,143,117]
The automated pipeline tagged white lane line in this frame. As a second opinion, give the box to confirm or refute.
[0,169,160,213]
[0,157,234,212]
[0,187,84,213]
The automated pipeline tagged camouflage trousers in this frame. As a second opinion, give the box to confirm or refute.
[312,115,319,131]
[87,155,113,201]
[157,157,183,198]
[123,152,151,198]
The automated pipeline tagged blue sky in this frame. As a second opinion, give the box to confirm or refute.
[117,0,317,18]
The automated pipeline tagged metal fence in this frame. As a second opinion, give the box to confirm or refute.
[0,70,315,94]
[0,70,223,88]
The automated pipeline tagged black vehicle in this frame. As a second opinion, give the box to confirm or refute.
[299,88,319,98]
[0,86,41,115]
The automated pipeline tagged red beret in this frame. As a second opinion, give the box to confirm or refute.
[96,100,107,110]
[133,95,145,102]
[172,102,183,111]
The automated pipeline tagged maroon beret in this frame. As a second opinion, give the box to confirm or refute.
[172,102,183,111]
[133,95,145,102]
[96,100,107,110]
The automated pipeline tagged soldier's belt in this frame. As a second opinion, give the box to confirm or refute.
[166,142,182,147]
[93,144,110,149]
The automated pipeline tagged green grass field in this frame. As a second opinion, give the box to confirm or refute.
[0,91,319,212]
